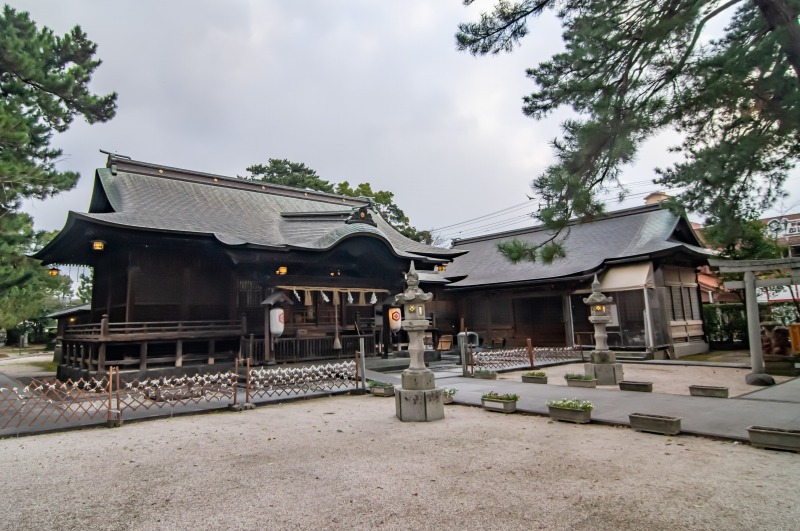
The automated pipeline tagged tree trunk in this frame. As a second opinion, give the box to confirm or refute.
[753,0,800,79]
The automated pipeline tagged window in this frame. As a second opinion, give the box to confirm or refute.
[668,286,701,321]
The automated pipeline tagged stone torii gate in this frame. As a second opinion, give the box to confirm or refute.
[709,257,800,386]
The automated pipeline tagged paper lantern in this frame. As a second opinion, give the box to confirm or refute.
[269,308,285,337]
[388,307,402,332]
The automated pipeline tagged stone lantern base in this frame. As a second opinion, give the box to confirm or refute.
[395,388,445,422]
[394,368,444,422]
[584,350,623,385]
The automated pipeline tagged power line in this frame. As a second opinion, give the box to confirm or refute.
[429,199,532,232]
[431,179,684,240]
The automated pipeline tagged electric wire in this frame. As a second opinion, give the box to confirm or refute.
[432,180,686,240]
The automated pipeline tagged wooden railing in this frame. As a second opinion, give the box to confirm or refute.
[275,335,375,363]
[64,316,243,342]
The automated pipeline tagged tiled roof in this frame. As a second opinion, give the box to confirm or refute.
[444,204,710,289]
[69,158,460,260]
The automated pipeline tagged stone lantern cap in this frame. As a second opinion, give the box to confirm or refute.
[394,261,433,306]
[582,275,613,307]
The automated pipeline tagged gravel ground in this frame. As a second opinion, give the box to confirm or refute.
[1,392,799,530]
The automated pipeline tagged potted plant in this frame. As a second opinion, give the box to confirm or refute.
[367,379,395,397]
[521,371,547,384]
[747,426,800,452]
[546,398,593,423]
[565,373,597,388]
[473,369,497,380]
[481,391,519,413]
[629,412,681,435]
[441,387,458,404]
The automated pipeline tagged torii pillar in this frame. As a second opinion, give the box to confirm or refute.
[710,257,800,386]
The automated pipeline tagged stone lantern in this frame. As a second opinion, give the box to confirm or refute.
[393,262,444,422]
[582,275,623,385]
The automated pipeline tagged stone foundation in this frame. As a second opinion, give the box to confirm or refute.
[395,388,445,422]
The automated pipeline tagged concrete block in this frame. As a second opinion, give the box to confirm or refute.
[395,388,445,422]
[401,369,435,390]
[590,351,617,364]
[585,362,623,385]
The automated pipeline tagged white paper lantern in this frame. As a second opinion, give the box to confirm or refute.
[270,307,285,337]
[388,307,402,332]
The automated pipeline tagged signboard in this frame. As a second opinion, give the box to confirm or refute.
[766,217,800,239]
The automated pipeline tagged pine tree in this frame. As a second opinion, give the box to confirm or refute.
[457,0,800,262]
[242,159,433,243]
[0,6,117,325]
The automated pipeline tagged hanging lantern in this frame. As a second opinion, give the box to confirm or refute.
[269,308,285,337]
[91,240,106,251]
[388,307,402,332]
[48,267,60,277]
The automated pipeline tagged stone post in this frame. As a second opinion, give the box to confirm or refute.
[583,275,624,385]
[393,262,444,422]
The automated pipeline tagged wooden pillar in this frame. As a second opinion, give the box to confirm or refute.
[139,342,148,371]
[263,306,272,364]
[207,339,215,365]
[80,344,86,369]
[100,314,109,339]
[181,266,191,321]
[125,266,134,322]
[175,340,183,367]
[98,343,106,374]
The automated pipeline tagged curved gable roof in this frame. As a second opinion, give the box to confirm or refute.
[39,157,461,262]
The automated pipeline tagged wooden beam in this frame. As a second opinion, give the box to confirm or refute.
[725,278,797,289]
[709,257,800,273]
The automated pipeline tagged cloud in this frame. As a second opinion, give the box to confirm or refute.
[16,0,800,236]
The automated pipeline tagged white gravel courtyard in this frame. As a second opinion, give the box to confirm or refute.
[1,392,798,530]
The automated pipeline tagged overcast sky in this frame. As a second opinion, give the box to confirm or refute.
[16,0,800,242]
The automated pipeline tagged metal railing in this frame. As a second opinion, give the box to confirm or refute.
[470,342,583,373]
[0,359,358,437]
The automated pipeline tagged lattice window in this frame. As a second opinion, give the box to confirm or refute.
[237,280,263,309]
[670,287,685,321]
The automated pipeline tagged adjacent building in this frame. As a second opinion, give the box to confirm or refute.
[37,156,715,377]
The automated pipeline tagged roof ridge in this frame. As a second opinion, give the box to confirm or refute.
[451,203,663,246]
[106,154,370,207]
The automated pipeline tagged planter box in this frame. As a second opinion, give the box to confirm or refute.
[566,378,597,388]
[371,385,395,397]
[747,426,800,452]
[629,413,681,435]
[473,372,497,380]
[442,395,454,404]
[521,375,548,384]
[619,381,653,392]
[547,406,591,424]
[689,385,728,398]
[481,398,517,413]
